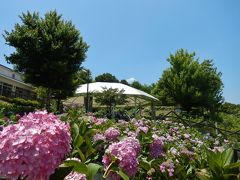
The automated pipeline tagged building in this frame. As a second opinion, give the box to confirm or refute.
[0,64,36,100]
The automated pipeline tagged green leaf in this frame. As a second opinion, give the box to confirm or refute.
[72,123,79,139]
[63,159,82,167]
[224,161,240,170]
[81,122,87,135]
[206,149,222,176]
[222,148,233,167]
[223,174,238,179]
[86,163,102,180]
[77,148,86,162]
[63,160,88,174]
[85,136,92,147]
[73,163,88,174]
[140,159,151,171]
[116,170,129,180]
[74,135,84,147]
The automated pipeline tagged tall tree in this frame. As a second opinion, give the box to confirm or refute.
[153,49,224,112]
[131,81,154,94]
[95,73,119,82]
[4,11,88,110]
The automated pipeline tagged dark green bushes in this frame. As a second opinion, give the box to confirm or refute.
[0,96,41,115]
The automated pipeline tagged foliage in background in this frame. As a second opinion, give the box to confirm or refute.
[130,80,155,94]
[153,49,224,112]
[95,73,119,83]
[74,68,92,86]
[0,95,40,107]
[220,102,240,116]
[95,87,127,118]
[3,10,88,110]
[120,79,129,85]
[0,96,40,115]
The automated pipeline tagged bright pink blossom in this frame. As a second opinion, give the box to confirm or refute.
[0,111,71,180]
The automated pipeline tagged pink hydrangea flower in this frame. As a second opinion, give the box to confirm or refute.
[93,133,106,142]
[123,137,141,155]
[0,111,71,180]
[136,126,149,134]
[180,148,195,159]
[91,117,107,125]
[104,127,120,141]
[102,137,140,178]
[160,160,175,177]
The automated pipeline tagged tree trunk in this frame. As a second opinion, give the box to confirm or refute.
[56,98,63,113]
[46,89,52,112]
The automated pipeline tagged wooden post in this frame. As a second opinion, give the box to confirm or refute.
[151,102,156,119]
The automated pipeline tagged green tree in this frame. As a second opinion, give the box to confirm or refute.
[131,81,154,94]
[95,73,119,82]
[153,49,223,112]
[74,68,92,85]
[95,87,127,117]
[120,79,129,85]
[4,11,88,111]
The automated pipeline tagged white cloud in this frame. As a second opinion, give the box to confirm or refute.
[126,77,137,84]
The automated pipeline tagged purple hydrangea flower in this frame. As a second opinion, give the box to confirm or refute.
[104,127,120,141]
[149,135,165,159]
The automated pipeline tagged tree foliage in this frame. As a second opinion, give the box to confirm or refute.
[95,73,119,82]
[131,81,154,94]
[4,11,88,98]
[74,68,92,86]
[120,79,129,85]
[153,49,223,112]
[95,87,127,115]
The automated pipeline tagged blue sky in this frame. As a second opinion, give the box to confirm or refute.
[1,0,240,104]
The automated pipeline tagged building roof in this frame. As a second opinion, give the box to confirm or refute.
[76,82,158,101]
[0,64,33,88]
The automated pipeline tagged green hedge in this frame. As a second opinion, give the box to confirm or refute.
[0,96,40,107]
[0,102,37,115]
[0,96,41,115]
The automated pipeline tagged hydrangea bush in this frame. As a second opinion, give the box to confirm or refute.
[0,111,71,180]
[1,110,239,179]
[85,115,239,179]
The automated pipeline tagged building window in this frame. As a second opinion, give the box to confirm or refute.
[0,82,13,98]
